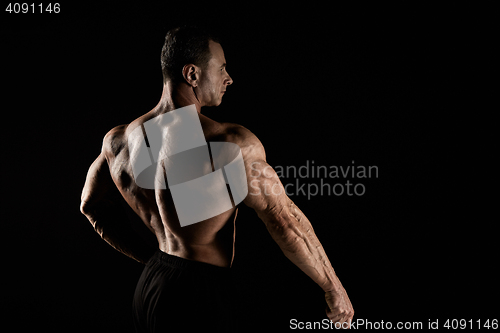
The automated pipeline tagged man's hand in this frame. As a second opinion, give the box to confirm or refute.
[325,286,354,329]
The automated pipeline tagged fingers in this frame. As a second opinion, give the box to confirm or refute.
[326,306,354,329]
[324,287,354,329]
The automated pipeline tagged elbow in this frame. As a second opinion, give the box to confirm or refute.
[80,200,90,216]
[80,200,101,233]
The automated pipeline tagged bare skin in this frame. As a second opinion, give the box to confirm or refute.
[81,40,354,327]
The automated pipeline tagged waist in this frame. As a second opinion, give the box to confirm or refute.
[150,249,232,275]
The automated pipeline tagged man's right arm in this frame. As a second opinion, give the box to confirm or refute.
[234,126,354,327]
[80,131,157,264]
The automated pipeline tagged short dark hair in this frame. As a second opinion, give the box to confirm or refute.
[161,25,220,84]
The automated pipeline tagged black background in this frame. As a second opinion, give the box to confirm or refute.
[3,2,496,332]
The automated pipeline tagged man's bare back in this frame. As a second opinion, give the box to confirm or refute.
[102,109,246,267]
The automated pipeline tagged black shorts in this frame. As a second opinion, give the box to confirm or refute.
[132,250,236,332]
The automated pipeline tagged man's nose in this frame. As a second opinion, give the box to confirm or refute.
[225,73,233,86]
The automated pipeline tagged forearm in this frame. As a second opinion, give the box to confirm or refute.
[82,199,156,264]
[261,199,341,292]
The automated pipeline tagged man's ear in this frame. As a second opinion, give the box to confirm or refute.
[182,64,199,87]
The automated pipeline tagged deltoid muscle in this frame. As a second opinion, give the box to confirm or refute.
[128,104,248,227]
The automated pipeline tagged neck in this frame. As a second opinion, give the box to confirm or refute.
[155,81,202,114]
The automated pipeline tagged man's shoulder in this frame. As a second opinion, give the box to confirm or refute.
[102,124,128,158]
[220,122,265,159]
[221,123,260,147]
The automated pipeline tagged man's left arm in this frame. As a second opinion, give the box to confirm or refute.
[80,153,157,264]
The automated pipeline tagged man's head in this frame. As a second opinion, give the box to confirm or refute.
[161,26,233,107]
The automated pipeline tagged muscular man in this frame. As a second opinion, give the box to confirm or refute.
[80,26,354,331]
